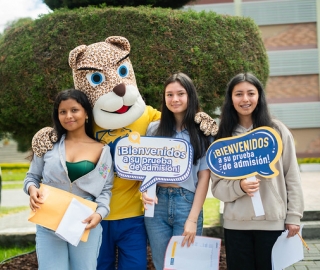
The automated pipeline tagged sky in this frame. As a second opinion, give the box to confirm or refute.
[0,0,51,33]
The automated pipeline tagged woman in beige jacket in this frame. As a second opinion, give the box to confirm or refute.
[211,73,304,270]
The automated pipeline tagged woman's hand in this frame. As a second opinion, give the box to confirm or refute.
[83,213,102,230]
[28,185,44,211]
[181,219,197,247]
[286,224,300,238]
[141,192,158,210]
[240,178,260,197]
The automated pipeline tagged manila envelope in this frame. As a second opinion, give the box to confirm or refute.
[28,183,97,242]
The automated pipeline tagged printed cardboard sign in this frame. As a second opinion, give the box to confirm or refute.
[114,132,193,192]
[206,127,283,179]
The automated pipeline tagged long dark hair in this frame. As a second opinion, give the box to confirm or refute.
[52,89,94,141]
[155,72,212,165]
[215,72,274,140]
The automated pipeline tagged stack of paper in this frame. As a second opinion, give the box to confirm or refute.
[272,228,304,269]
[28,184,97,245]
[55,198,94,246]
[164,236,221,270]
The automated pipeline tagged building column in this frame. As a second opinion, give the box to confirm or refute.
[234,0,242,16]
[317,0,320,98]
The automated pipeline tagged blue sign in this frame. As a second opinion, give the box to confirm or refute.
[206,127,283,179]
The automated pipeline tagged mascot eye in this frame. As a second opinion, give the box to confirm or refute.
[117,64,129,78]
[86,72,105,87]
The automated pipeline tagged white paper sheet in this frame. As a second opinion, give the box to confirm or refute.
[164,236,221,270]
[272,227,304,270]
[55,198,94,246]
[247,176,265,216]
[144,184,157,217]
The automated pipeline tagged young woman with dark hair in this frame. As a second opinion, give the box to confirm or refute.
[143,72,215,270]
[23,89,114,270]
[211,73,304,270]
[154,72,212,165]
[52,89,95,141]
[215,72,273,139]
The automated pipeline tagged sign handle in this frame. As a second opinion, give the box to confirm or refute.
[144,184,157,218]
[247,176,265,216]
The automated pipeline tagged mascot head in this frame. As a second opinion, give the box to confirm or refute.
[68,36,146,129]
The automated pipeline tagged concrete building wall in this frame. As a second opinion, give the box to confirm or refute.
[0,140,30,164]
[261,23,319,102]
[266,75,319,103]
[185,0,320,157]
[261,23,317,50]
[291,129,320,157]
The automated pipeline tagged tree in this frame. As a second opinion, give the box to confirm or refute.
[0,18,33,36]
[0,6,268,149]
[43,0,192,10]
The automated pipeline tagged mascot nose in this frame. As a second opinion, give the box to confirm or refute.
[113,83,126,97]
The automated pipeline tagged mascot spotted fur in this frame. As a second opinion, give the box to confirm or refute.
[32,36,218,269]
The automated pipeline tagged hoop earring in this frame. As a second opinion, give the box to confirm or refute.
[85,117,88,123]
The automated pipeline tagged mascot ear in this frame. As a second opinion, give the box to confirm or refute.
[105,36,131,54]
[69,45,87,69]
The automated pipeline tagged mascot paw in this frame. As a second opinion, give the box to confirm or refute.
[31,127,57,157]
[195,112,218,136]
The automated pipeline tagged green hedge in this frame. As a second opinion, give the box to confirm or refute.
[0,6,269,150]
[0,163,30,170]
[297,158,320,165]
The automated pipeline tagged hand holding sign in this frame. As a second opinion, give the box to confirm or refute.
[206,127,283,216]
[114,132,193,217]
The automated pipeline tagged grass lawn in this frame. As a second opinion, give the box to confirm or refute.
[2,171,27,181]
[0,245,35,263]
[2,182,24,190]
[0,206,29,218]
[203,197,221,226]
[1,168,27,189]
[0,206,35,263]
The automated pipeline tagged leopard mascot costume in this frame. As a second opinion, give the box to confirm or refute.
[32,36,218,269]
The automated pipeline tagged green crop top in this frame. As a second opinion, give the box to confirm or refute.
[66,160,95,182]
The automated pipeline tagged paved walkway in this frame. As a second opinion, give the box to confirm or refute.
[0,188,35,234]
[286,239,320,270]
[1,172,320,269]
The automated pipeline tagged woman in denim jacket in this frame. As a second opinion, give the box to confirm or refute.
[23,89,114,270]
[142,73,215,270]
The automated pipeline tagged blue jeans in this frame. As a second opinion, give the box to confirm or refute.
[97,216,147,270]
[36,224,102,270]
[144,186,203,270]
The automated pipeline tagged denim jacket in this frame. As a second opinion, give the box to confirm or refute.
[24,134,114,219]
[146,121,212,193]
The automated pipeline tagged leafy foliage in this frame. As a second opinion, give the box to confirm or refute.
[297,158,320,164]
[0,6,269,149]
[0,18,33,39]
[43,0,192,10]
